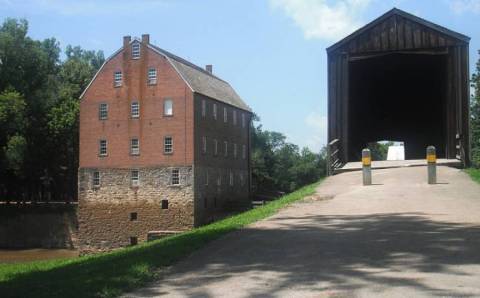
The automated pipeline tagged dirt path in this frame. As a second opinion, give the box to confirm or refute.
[126,166,480,297]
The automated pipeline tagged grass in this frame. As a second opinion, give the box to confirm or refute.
[0,181,320,298]
[465,168,480,184]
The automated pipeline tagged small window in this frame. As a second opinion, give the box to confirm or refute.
[130,212,137,221]
[148,68,157,85]
[223,107,227,123]
[217,175,221,186]
[242,113,246,128]
[130,237,138,246]
[99,139,107,156]
[202,136,207,154]
[131,170,140,187]
[205,169,209,185]
[130,138,140,155]
[161,199,169,209]
[132,42,140,59]
[233,110,237,125]
[201,100,206,117]
[99,103,108,120]
[114,71,122,87]
[234,143,237,158]
[164,99,173,116]
[171,168,180,185]
[214,139,218,156]
[93,171,100,188]
[240,173,245,186]
[131,101,140,118]
[164,137,173,154]
[224,141,228,157]
[242,144,246,159]
[213,103,217,120]
[229,171,234,186]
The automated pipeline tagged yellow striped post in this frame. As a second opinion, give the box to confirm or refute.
[427,146,437,184]
[362,148,372,185]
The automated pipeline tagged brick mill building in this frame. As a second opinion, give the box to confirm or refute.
[78,34,252,252]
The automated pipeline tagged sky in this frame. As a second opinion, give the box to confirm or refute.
[1,0,480,152]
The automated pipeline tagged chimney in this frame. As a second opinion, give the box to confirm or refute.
[142,34,150,44]
[205,64,213,74]
[123,35,131,48]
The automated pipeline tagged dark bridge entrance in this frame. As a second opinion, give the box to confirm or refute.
[327,8,470,173]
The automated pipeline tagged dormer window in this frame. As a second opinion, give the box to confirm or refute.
[132,42,140,59]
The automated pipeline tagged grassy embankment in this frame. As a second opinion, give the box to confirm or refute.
[0,181,320,298]
[465,168,480,184]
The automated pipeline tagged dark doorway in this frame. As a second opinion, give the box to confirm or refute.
[348,53,447,161]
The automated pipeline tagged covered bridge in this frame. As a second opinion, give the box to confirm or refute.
[327,8,470,173]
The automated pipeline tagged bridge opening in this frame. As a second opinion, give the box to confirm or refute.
[348,53,447,162]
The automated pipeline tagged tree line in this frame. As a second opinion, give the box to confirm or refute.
[471,50,480,167]
[0,18,325,202]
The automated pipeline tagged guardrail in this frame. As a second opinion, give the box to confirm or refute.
[327,139,342,176]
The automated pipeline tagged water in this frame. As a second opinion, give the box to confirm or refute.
[0,249,78,263]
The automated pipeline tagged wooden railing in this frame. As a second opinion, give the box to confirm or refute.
[326,139,342,176]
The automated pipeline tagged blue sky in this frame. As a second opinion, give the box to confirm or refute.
[1,0,480,152]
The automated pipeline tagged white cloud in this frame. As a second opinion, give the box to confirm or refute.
[270,0,372,40]
[449,0,480,14]
[304,111,328,152]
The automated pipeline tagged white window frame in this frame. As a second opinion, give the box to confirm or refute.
[202,136,207,154]
[217,174,221,186]
[148,67,157,85]
[224,141,228,157]
[164,136,173,154]
[114,71,122,87]
[99,103,108,120]
[233,110,237,125]
[99,139,107,156]
[93,171,100,188]
[242,113,246,128]
[202,100,206,117]
[229,171,234,186]
[132,42,140,59]
[242,144,246,159]
[234,143,237,158]
[131,101,140,118]
[214,139,218,156]
[171,168,180,185]
[130,138,140,155]
[223,107,227,123]
[213,103,217,120]
[164,98,173,116]
[131,170,140,187]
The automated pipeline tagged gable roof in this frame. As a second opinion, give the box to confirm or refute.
[327,8,470,53]
[80,38,251,112]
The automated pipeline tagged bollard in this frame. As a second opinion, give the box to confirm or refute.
[427,146,437,184]
[362,148,372,186]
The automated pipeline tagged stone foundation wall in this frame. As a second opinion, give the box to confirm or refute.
[78,166,194,253]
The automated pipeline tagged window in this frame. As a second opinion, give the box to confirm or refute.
[132,42,140,59]
[171,168,180,185]
[223,107,227,123]
[214,139,218,156]
[224,141,228,157]
[99,103,108,120]
[131,170,140,187]
[130,237,138,246]
[217,175,221,186]
[148,68,157,85]
[164,99,173,116]
[242,113,246,127]
[99,139,107,156]
[114,71,122,87]
[93,171,100,188]
[242,145,246,159]
[130,138,140,155]
[130,212,137,221]
[164,136,173,154]
[240,173,245,186]
[234,143,237,158]
[202,100,206,117]
[202,136,207,154]
[229,171,234,186]
[233,110,237,125]
[213,103,217,120]
[205,169,209,185]
[161,199,169,209]
[131,101,140,118]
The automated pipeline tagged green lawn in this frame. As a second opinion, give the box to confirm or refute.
[0,181,320,298]
[465,168,480,184]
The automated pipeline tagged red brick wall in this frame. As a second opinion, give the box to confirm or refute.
[79,40,194,169]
